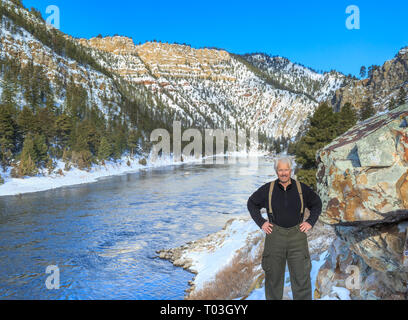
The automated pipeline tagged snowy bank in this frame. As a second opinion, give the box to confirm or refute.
[0,149,267,197]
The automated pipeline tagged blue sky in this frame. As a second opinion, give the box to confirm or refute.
[22,0,408,77]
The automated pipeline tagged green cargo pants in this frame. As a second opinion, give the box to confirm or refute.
[261,223,312,300]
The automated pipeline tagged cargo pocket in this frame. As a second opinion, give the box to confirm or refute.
[304,252,312,277]
[263,230,274,253]
[261,253,272,272]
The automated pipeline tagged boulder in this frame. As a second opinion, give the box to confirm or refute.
[317,103,408,225]
[315,104,408,298]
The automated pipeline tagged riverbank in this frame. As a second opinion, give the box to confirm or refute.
[0,150,268,197]
[157,214,341,300]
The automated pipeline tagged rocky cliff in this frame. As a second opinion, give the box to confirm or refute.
[331,47,408,113]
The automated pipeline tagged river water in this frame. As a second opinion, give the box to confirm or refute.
[0,155,276,299]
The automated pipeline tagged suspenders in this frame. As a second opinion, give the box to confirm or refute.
[268,179,304,224]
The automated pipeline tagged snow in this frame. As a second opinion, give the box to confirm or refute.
[398,47,408,55]
[181,218,262,291]
[320,286,351,300]
[311,250,330,297]
[243,286,265,300]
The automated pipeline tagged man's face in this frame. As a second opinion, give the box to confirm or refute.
[277,162,291,183]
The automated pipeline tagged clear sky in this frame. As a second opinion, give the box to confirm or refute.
[21,0,408,77]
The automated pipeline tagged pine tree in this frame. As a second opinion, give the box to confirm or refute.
[71,150,93,171]
[16,135,38,177]
[97,136,112,161]
[295,102,339,190]
[45,93,57,115]
[9,0,23,8]
[65,83,88,121]
[388,97,397,110]
[30,7,44,21]
[0,70,18,115]
[110,120,128,159]
[273,138,281,154]
[73,120,100,155]
[17,153,37,177]
[367,65,380,78]
[17,105,35,139]
[0,105,17,168]
[46,156,56,175]
[397,86,406,106]
[359,66,366,78]
[359,101,376,121]
[33,133,48,166]
[336,102,357,135]
[55,113,73,149]
[287,140,297,155]
[36,106,56,143]
[127,129,139,157]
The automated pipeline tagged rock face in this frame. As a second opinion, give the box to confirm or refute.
[331,47,408,112]
[317,103,408,225]
[315,236,408,300]
[316,103,408,299]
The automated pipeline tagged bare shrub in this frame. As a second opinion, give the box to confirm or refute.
[71,150,93,171]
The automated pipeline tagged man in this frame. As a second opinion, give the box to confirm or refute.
[247,156,322,300]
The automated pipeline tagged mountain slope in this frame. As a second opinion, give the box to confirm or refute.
[241,53,348,103]
[0,0,180,154]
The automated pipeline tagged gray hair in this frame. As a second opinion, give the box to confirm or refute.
[274,156,293,172]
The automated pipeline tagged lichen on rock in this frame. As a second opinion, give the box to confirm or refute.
[315,104,408,299]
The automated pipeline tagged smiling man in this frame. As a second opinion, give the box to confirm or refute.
[247,156,322,300]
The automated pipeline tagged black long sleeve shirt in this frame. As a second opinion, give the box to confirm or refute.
[247,178,322,229]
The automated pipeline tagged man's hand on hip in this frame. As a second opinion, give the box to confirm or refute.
[262,221,274,234]
[300,221,312,233]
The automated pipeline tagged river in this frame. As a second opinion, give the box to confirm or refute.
[0,155,276,299]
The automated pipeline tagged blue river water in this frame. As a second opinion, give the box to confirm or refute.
[0,156,275,299]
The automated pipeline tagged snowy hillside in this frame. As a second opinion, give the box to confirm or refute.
[242,53,347,103]
[79,38,348,140]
